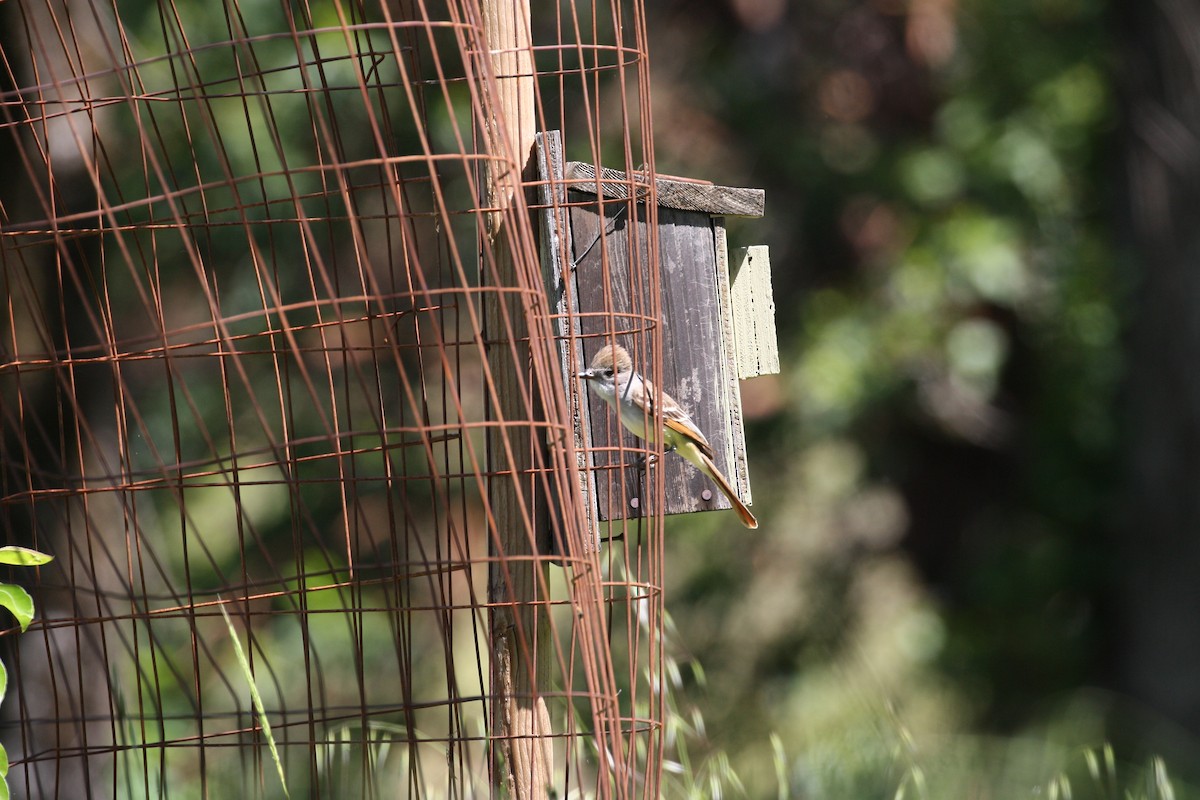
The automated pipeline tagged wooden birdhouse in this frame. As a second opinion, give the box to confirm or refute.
[536,131,778,549]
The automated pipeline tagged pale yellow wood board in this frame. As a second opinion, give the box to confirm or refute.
[729,245,780,379]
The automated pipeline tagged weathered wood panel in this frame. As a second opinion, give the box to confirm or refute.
[570,194,749,522]
[730,245,780,379]
[565,161,765,217]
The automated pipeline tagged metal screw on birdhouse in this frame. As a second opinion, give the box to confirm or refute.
[701,489,713,501]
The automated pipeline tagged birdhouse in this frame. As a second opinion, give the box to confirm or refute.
[536,131,778,548]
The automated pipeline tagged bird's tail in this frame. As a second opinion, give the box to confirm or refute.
[698,452,759,529]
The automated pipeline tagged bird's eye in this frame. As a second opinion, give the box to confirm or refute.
[603,368,614,377]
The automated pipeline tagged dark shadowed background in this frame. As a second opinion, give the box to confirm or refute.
[633,0,1200,794]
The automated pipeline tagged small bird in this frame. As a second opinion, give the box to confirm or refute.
[578,343,758,529]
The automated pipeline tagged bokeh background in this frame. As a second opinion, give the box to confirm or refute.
[4,0,1200,796]
[641,0,1200,795]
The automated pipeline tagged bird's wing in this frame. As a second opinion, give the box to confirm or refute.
[661,402,716,459]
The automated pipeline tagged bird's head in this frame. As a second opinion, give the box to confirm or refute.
[578,343,633,385]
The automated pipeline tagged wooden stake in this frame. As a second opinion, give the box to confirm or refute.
[480,1,552,798]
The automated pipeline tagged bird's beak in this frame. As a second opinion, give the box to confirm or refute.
[578,368,595,381]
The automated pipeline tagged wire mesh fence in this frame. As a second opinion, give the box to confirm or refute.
[0,1,668,797]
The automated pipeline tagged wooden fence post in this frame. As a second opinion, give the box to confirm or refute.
[480,1,553,798]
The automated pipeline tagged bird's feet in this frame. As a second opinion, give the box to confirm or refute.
[635,452,661,471]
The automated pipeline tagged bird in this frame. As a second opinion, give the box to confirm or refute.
[578,343,758,529]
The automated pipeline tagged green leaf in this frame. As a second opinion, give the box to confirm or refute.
[0,729,8,800]
[0,547,52,568]
[0,585,34,633]
[0,656,6,707]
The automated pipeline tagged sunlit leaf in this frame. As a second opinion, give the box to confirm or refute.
[0,547,53,567]
[0,585,34,633]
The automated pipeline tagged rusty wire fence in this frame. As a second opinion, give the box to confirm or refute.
[0,1,667,797]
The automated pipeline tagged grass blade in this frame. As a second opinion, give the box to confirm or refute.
[218,601,288,798]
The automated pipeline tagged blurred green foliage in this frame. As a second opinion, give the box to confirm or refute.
[642,0,1200,795]
[7,0,1197,794]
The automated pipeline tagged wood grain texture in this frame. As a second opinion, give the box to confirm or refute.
[714,224,752,506]
[565,161,765,217]
[729,245,780,379]
[481,2,552,798]
[536,131,600,555]
[569,194,751,522]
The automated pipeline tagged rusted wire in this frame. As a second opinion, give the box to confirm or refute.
[0,0,666,797]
